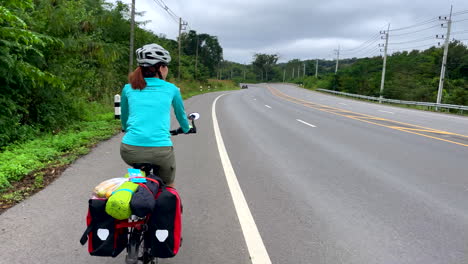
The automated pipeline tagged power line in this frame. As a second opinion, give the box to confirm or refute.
[151,0,191,35]
[388,43,437,52]
[153,0,178,19]
[391,24,441,37]
[442,9,468,17]
[152,0,180,23]
[341,38,381,55]
[390,17,439,32]
[361,48,383,58]
[451,29,468,34]
[388,36,436,45]
[452,32,468,38]
[452,18,468,23]
[341,32,381,52]
[342,46,382,59]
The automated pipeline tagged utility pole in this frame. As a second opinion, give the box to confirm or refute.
[195,35,199,79]
[128,0,136,73]
[436,6,453,110]
[244,68,246,80]
[335,45,340,74]
[231,69,233,80]
[178,17,188,81]
[315,59,318,78]
[303,63,306,78]
[283,69,286,82]
[292,68,295,79]
[379,24,390,103]
[298,66,300,78]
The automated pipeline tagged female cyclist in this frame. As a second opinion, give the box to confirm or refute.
[120,43,192,187]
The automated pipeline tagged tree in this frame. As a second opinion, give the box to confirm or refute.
[181,30,223,78]
[252,53,278,81]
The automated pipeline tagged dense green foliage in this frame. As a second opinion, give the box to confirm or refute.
[252,53,279,81]
[181,30,223,80]
[0,78,239,193]
[232,43,467,106]
[0,0,223,149]
[323,42,468,106]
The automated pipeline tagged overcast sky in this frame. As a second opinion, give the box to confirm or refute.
[108,0,468,63]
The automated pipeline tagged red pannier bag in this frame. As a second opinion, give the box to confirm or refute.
[147,185,183,258]
[80,198,128,257]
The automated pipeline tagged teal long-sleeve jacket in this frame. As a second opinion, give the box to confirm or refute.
[120,78,190,147]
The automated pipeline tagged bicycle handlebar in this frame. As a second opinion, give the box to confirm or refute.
[170,115,197,136]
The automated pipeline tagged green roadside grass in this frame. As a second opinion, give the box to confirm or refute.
[0,79,240,210]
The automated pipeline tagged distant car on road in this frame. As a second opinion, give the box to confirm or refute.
[241,84,248,89]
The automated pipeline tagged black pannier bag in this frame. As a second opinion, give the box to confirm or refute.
[147,185,183,258]
[80,198,128,257]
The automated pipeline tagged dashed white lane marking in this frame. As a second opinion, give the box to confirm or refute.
[339,103,347,106]
[296,119,317,127]
[212,94,272,264]
[378,110,394,114]
[265,105,272,108]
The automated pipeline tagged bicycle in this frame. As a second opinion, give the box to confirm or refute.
[123,112,199,264]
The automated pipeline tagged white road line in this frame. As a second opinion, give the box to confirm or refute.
[212,94,272,264]
[296,119,317,127]
[378,110,394,114]
[339,103,347,106]
[265,105,272,108]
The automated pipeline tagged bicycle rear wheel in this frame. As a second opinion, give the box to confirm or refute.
[125,228,141,264]
[140,231,158,264]
[126,228,158,264]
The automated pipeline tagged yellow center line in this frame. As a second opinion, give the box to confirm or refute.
[267,86,468,147]
[388,127,458,135]
[354,117,389,121]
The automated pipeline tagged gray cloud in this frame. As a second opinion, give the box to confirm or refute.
[111,0,468,63]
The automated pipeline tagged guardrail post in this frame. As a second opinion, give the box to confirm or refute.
[114,94,121,119]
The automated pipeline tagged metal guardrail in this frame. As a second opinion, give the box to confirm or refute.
[316,89,468,111]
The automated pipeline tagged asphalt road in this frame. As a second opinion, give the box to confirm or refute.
[1,83,467,264]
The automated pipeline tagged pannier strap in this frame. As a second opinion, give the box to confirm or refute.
[80,223,94,245]
[111,188,134,195]
[80,217,114,245]
[129,177,160,185]
[137,183,157,198]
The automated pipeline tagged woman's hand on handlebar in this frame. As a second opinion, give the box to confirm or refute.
[170,126,196,135]
[170,112,199,135]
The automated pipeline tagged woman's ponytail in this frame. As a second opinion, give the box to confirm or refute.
[128,67,146,90]
[128,62,166,90]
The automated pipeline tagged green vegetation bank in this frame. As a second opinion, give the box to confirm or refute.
[0,0,237,204]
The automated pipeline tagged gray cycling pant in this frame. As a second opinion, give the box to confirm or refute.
[120,143,176,184]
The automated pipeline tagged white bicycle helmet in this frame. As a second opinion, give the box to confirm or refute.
[135,43,171,66]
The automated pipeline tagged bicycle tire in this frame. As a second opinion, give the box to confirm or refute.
[140,231,158,264]
[126,228,141,264]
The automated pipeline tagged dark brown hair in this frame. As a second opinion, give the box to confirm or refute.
[128,62,167,90]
